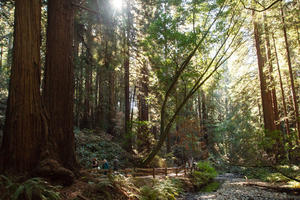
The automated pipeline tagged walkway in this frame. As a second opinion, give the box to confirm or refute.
[178,173,300,200]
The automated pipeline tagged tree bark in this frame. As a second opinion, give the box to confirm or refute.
[252,11,277,134]
[74,20,81,128]
[0,46,3,69]
[107,60,116,135]
[272,33,291,138]
[81,24,93,129]
[124,0,132,152]
[0,0,48,173]
[43,0,77,170]
[281,5,300,143]
[263,12,279,130]
[263,11,283,159]
[138,63,150,152]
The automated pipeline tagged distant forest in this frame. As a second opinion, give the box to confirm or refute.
[0,0,299,178]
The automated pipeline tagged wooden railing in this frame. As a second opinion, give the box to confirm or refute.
[89,167,195,178]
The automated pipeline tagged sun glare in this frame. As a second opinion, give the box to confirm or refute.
[111,0,123,10]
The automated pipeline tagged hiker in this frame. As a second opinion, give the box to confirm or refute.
[92,158,98,168]
[112,157,119,171]
[102,159,109,174]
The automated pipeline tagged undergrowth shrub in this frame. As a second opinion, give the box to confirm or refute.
[82,173,139,200]
[190,161,218,190]
[242,165,300,183]
[149,155,167,168]
[139,178,183,200]
[0,175,61,200]
[200,181,220,192]
[75,130,133,168]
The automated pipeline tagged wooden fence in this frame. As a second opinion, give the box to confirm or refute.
[89,167,195,178]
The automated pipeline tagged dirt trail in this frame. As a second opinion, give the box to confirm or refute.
[178,173,300,200]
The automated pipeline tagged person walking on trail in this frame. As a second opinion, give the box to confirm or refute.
[92,158,98,168]
[113,157,119,171]
[102,159,109,175]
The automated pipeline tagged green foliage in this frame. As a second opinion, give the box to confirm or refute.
[238,165,300,183]
[83,174,140,200]
[200,181,220,192]
[149,155,167,168]
[191,161,218,190]
[139,178,183,200]
[75,130,132,168]
[196,161,218,178]
[0,175,61,200]
[242,167,273,180]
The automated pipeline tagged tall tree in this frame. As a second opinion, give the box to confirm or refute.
[0,0,47,173]
[43,0,77,170]
[81,23,93,129]
[137,62,150,151]
[280,4,300,142]
[272,33,291,140]
[142,1,243,165]
[252,10,277,134]
[123,0,132,151]
[263,11,279,130]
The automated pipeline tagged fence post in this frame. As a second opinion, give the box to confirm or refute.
[153,168,155,178]
[184,167,186,175]
[165,167,167,176]
[175,168,178,176]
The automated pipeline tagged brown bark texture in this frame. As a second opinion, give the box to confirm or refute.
[281,6,300,142]
[263,13,279,129]
[124,0,132,151]
[252,11,277,133]
[0,0,47,173]
[138,64,150,151]
[43,0,77,170]
[272,33,291,137]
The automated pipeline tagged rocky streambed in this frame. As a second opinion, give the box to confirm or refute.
[179,173,300,200]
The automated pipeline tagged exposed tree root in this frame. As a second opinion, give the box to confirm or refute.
[35,159,75,186]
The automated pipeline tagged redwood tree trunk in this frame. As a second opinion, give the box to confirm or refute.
[124,0,132,151]
[272,33,291,138]
[281,6,300,142]
[43,0,77,170]
[263,12,283,158]
[263,13,279,129]
[81,24,93,129]
[138,64,150,152]
[0,0,47,173]
[0,46,3,68]
[252,11,277,133]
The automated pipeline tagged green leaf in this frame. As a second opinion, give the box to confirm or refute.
[11,185,24,200]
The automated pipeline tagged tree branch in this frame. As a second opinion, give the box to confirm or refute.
[240,0,283,12]
[72,2,100,15]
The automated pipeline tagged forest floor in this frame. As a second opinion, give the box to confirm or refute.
[59,170,300,200]
[179,173,300,200]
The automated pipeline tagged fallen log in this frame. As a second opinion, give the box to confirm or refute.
[229,163,300,182]
[242,182,300,194]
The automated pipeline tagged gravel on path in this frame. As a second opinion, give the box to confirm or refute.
[178,173,300,200]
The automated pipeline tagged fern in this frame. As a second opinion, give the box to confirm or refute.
[191,161,218,190]
[0,175,61,200]
[139,178,183,200]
